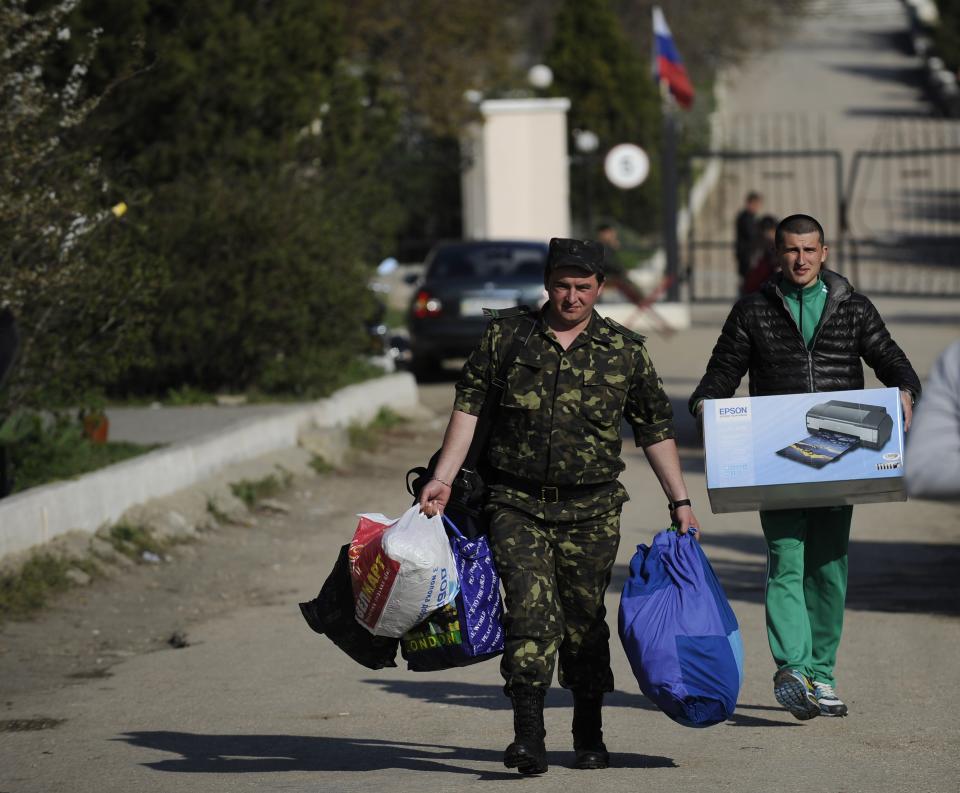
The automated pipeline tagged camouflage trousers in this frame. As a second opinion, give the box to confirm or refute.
[488,505,621,696]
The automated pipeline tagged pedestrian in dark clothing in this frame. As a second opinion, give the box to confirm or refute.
[735,191,763,291]
[419,238,700,774]
[743,214,779,294]
[690,214,920,721]
[595,223,645,304]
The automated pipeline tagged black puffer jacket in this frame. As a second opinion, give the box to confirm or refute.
[689,270,921,412]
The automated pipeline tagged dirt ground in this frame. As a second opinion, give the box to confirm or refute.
[0,413,444,711]
[3,372,960,793]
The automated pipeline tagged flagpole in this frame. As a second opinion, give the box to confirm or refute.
[660,79,681,303]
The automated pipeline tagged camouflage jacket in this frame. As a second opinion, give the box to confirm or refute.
[454,307,675,520]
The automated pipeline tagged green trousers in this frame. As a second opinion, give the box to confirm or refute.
[760,505,852,686]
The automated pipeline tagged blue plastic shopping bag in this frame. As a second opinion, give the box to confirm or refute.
[618,528,743,727]
[401,515,504,671]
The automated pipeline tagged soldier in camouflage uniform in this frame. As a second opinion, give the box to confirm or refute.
[419,238,700,774]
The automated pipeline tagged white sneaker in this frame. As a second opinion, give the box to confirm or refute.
[773,669,820,721]
[812,681,848,717]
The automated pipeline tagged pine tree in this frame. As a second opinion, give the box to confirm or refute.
[545,0,663,236]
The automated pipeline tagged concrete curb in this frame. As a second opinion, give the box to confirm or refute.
[0,373,419,561]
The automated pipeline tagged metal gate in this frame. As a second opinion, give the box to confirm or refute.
[683,127,960,299]
[845,146,960,295]
[683,150,844,302]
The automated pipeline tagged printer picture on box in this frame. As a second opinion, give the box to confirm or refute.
[703,388,906,513]
[776,401,892,468]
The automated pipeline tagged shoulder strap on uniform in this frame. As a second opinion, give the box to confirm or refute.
[483,304,531,320]
[603,315,646,344]
[462,314,537,470]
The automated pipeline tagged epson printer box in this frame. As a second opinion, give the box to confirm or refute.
[703,387,906,513]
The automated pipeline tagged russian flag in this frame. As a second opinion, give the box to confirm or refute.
[652,6,694,110]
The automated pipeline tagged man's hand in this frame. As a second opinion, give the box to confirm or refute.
[419,478,451,517]
[900,390,914,432]
[673,505,702,539]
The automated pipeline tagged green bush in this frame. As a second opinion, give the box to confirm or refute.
[0,3,163,417]
[545,0,664,235]
[1,413,159,494]
[70,1,405,398]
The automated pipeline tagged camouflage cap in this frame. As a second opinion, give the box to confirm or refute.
[546,237,605,277]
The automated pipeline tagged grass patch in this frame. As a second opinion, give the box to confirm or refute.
[229,467,293,509]
[164,385,216,406]
[106,523,167,559]
[348,407,408,451]
[309,455,335,475]
[206,497,232,524]
[0,553,99,621]
[3,413,160,494]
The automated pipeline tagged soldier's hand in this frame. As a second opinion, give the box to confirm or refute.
[419,478,451,517]
[674,505,701,540]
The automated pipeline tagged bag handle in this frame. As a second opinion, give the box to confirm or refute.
[442,513,486,561]
[462,315,537,471]
[442,513,466,539]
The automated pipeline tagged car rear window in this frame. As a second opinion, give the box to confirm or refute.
[428,244,547,281]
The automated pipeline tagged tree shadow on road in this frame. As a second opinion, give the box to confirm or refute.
[115,730,676,776]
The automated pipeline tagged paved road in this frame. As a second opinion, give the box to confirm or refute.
[694,0,960,298]
[2,296,958,793]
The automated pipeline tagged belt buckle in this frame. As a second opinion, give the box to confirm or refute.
[540,485,559,503]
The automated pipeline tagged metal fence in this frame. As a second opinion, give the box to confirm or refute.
[683,150,844,301]
[682,118,960,300]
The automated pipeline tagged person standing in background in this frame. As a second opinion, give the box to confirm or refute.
[743,214,779,295]
[735,191,763,293]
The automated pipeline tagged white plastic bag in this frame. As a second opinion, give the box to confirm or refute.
[349,506,459,637]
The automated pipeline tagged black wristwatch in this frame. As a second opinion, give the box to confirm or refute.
[668,498,692,512]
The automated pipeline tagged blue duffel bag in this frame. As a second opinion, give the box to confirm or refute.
[618,528,743,727]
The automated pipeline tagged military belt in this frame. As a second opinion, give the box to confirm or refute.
[493,471,614,503]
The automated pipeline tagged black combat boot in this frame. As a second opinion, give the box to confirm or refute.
[503,686,548,774]
[572,691,609,769]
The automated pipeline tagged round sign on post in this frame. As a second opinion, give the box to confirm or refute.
[604,143,650,190]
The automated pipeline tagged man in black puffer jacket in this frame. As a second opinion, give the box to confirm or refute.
[690,214,921,722]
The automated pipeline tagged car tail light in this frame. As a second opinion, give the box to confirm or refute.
[412,289,442,318]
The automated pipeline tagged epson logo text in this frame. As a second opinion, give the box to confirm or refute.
[719,406,749,416]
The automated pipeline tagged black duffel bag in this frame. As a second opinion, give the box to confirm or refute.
[299,543,399,669]
[406,451,489,539]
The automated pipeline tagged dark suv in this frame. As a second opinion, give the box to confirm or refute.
[407,240,548,373]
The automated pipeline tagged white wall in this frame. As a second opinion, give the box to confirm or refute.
[0,374,419,562]
[461,98,571,241]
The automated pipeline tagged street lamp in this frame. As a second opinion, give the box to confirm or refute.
[574,129,600,235]
[527,64,554,90]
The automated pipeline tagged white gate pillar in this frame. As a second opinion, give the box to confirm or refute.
[461,98,571,241]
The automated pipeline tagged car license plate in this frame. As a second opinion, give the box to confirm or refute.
[460,297,515,317]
